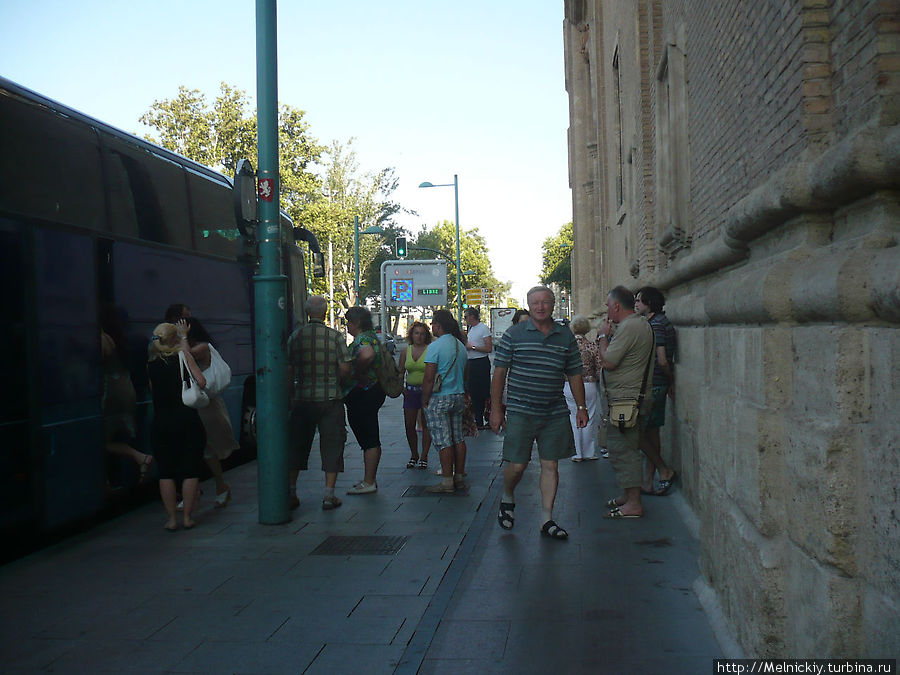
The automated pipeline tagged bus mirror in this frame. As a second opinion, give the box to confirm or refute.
[233,159,258,237]
[312,252,325,278]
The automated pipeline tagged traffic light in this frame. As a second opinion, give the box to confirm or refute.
[395,236,407,258]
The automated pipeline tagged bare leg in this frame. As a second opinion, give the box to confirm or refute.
[204,455,229,495]
[159,479,177,529]
[503,462,527,498]
[181,477,199,527]
[107,441,149,466]
[404,408,420,461]
[420,410,432,461]
[452,440,467,477]
[538,459,560,521]
[640,427,673,483]
[363,446,381,485]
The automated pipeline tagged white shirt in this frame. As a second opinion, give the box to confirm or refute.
[466,322,491,360]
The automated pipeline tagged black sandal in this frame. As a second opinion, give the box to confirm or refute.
[498,502,515,530]
[540,520,568,539]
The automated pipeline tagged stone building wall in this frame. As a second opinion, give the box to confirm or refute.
[563,0,899,657]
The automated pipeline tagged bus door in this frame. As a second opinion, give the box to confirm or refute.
[34,226,106,529]
[0,218,36,535]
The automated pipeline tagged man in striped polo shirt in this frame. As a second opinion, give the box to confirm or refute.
[489,286,589,540]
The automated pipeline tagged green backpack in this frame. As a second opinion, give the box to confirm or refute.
[375,341,403,398]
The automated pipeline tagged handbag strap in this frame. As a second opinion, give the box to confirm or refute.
[178,350,195,384]
[440,339,460,379]
[602,321,655,426]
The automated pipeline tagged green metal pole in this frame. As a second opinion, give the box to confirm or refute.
[353,215,360,306]
[454,174,462,325]
[254,0,289,525]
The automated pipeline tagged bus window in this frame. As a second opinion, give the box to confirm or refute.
[101,136,191,248]
[186,168,241,258]
[0,90,105,230]
[287,245,308,332]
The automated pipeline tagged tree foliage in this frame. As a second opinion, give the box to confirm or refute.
[140,82,324,225]
[540,222,574,292]
[409,221,511,312]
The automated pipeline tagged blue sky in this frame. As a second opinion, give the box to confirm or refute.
[0,1,572,303]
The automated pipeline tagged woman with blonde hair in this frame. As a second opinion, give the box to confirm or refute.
[565,315,601,461]
[148,320,207,530]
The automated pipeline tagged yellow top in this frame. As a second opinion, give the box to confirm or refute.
[405,344,427,386]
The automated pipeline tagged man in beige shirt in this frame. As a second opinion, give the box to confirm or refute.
[597,286,655,518]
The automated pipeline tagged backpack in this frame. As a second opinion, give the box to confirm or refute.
[375,341,403,398]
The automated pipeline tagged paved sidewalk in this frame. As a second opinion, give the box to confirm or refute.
[0,395,724,674]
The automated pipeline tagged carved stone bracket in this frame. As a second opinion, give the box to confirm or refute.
[659,221,692,260]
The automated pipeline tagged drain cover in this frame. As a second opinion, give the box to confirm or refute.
[310,535,409,556]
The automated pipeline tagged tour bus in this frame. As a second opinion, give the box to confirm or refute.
[0,77,321,552]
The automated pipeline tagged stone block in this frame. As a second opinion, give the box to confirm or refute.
[862,584,900,655]
[699,486,786,658]
[790,326,841,418]
[782,420,861,576]
[784,543,863,655]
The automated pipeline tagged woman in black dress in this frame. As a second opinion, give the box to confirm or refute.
[148,321,207,531]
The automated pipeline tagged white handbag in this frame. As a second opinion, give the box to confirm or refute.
[179,351,210,409]
[202,344,232,396]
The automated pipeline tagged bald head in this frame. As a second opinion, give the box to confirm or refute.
[306,295,327,319]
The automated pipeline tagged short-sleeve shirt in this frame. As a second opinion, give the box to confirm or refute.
[349,330,381,391]
[424,334,466,396]
[602,313,655,401]
[287,319,352,402]
[493,319,583,417]
[466,322,491,360]
[649,312,676,386]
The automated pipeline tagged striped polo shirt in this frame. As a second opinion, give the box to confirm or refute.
[493,319,583,417]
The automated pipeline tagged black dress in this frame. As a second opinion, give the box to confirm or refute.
[148,355,206,482]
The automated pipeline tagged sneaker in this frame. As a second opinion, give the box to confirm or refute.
[322,495,342,510]
[453,475,468,490]
[425,482,455,494]
[346,481,377,495]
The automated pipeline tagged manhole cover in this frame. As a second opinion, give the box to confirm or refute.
[310,535,409,556]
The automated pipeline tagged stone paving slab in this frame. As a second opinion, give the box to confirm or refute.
[0,395,727,673]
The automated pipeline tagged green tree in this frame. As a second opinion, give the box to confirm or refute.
[303,140,411,312]
[540,222,574,292]
[410,220,511,314]
[140,82,324,224]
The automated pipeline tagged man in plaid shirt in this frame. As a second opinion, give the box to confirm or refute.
[287,295,352,511]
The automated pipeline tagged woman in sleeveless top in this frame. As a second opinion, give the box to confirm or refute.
[399,321,433,469]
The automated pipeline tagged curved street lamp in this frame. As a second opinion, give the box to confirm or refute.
[418,175,462,324]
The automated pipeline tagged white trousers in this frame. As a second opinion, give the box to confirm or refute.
[563,380,598,459]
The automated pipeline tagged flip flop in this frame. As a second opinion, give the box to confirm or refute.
[654,471,678,496]
[406,459,418,469]
[605,497,624,509]
[604,506,642,519]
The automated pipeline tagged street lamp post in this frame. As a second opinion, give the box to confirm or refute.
[353,215,384,306]
[419,174,462,325]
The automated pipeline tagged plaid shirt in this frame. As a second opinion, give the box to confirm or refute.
[288,319,352,402]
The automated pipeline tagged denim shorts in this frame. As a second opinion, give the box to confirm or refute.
[403,385,424,410]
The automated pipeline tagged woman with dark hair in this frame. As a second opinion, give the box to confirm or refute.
[181,317,238,509]
[422,309,469,493]
[511,308,530,325]
[147,321,206,530]
[343,306,386,494]
[399,321,433,469]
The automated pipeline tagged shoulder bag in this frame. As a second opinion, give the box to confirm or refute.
[202,344,232,396]
[602,323,654,431]
[179,350,210,409]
